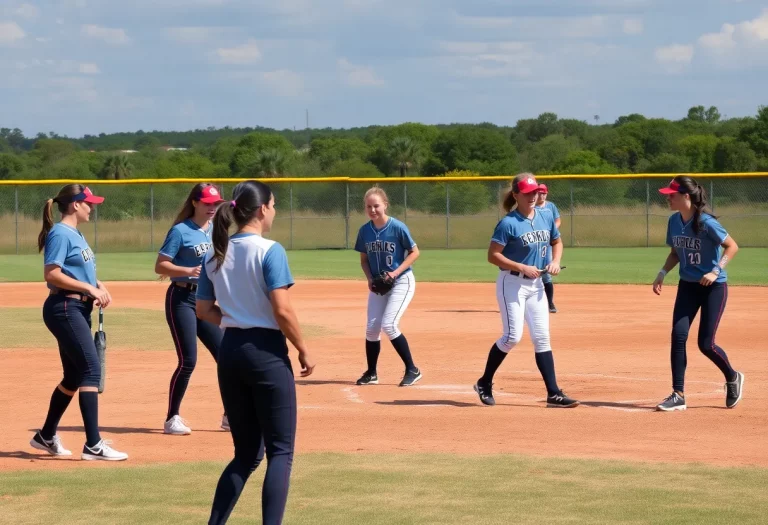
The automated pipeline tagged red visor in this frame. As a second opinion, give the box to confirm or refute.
[198,186,224,204]
[515,176,540,194]
[659,180,686,195]
[538,183,548,194]
[68,187,104,204]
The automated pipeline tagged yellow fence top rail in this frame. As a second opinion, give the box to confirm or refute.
[1,173,767,185]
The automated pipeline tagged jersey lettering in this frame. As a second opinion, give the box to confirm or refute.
[81,247,95,262]
[193,242,212,257]
[520,230,551,246]
[672,236,701,250]
[365,240,396,254]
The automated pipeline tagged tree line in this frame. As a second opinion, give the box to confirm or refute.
[1,105,768,182]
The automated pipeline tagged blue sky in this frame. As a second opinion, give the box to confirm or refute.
[1,0,766,137]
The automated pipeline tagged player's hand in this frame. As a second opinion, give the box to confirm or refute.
[652,273,665,295]
[90,284,112,308]
[545,262,561,276]
[367,278,375,292]
[699,272,717,287]
[521,265,541,279]
[298,349,315,377]
[187,266,201,278]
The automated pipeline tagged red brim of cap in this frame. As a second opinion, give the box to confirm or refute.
[519,186,540,194]
[658,188,677,194]
[84,195,105,204]
[199,196,224,204]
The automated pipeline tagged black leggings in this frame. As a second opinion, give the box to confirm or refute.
[165,284,223,420]
[671,280,736,393]
[209,327,296,525]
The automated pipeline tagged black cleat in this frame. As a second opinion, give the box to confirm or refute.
[474,381,495,406]
[547,391,579,408]
[356,371,379,385]
[549,304,558,313]
[399,368,422,387]
[656,392,686,412]
[725,371,744,409]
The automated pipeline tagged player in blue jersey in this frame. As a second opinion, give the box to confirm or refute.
[196,180,315,525]
[653,175,743,411]
[474,173,578,408]
[354,186,422,387]
[155,183,227,435]
[30,184,128,461]
[536,184,561,313]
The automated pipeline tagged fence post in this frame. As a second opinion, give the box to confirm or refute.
[445,183,450,249]
[14,186,19,255]
[289,183,294,250]
[497,182,502,221]
[94,195,98,253]
[345,182,350,249]
[150,183,155,251]
[403,183,407,223]
[569,179,574,248]
[645,179,650,248]
[710,180,715,213]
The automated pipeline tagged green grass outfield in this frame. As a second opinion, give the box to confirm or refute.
[2,248,767,285]
[1,453,767,524]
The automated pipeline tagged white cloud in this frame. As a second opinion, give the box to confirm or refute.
[79,63,100,74]
[215,39,262,64]
[0,21,25,45]
[81,24,130,45]
[437,41,540,79]
[35,37,51,43]
[261,69,304,96]
[337,58,383,87]
[166,26,228,44]
[622,18,644,35]
[14,3,39,18]
[698,9,768,55]
[654,44,694,73]
[454,13,623,39]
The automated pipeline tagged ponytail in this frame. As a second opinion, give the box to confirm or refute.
[38,199,56,252]
[502,190,517,213]
[690,183,716,235]
[211,203,235,271]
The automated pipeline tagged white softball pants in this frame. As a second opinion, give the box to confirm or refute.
[366,271,415,341]
[495,270,552,353]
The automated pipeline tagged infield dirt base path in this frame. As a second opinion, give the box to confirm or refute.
[1,281,766,472]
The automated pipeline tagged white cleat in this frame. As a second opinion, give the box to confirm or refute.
[81,440,128,461]
[164,415,192,435]
[30,431,72,456]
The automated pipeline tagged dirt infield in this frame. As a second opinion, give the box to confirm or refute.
[1,280,766,472]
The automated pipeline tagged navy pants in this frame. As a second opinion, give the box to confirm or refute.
[209,327,297,525]
[671,280,736,393]
[43,294,100,391]
[165,284,223,420]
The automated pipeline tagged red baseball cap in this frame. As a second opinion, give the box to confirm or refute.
[197,185,224,204]
[538,183,548,194]
[515,176,540,194]
[62,186,104,204]
[658,179,687,195]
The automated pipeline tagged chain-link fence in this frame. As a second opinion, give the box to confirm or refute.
[1,176,766,254]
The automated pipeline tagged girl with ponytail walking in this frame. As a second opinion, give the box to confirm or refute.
[654,175,744,411]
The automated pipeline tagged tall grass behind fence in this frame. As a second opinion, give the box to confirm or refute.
[1,174,766,254]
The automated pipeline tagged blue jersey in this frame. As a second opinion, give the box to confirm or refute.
[158,219,214,282]
[43,223,98,289]
[354,217,416,276]
[666,212,728,283]
[491,209,560,268]
[539,201,560,221]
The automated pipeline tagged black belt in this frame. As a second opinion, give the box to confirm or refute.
[174,281,198,292]
[509,271,535,280]
[50,290,93,302]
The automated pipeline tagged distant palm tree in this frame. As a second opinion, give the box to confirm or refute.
[593,115,600,124]
[101,154,132,180]
[389,136,420,177]
[249,149,287,177]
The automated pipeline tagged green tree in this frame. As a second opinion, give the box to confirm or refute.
[0,153,25,179]
[328,158,385,178]
[389,136,420,177]
[134,135,162,150]
[230,133,295,174]
[676,135,718,172]
[32,139,77,164]
[428,126,518,175]
[739,105,768,156]
[101,154,133,180]
[714,138,758,172]
[521,134,578,173]
[245,149,288,177]
[553,150,617,174]
[308,137,371,171]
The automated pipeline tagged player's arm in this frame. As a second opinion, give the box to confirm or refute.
[487,242,540,278]
[270,287,315,377]
[653,248,679,295]
[155,254,200,278]
[391,245,420,278]
[195,299,223,326]
[701,235,739,286]
[555,218,561,229]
